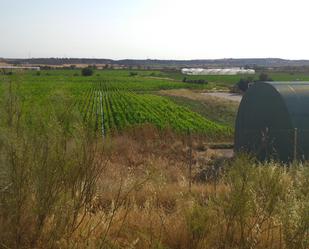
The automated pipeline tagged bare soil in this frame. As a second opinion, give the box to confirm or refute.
[201,92,242,102]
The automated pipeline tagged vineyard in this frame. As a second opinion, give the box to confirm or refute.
[79,82,231,137]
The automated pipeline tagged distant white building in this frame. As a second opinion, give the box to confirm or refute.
[181,68,255,75]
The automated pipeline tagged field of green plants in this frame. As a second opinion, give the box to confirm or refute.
[0,69,231,139]
[80,82,230,136]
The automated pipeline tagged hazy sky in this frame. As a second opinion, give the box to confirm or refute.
[1,0,309,59]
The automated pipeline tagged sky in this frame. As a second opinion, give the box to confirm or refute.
[1,0,309,60]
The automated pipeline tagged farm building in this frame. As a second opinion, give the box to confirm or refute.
[235,82,309,162]
[181,68,255,75]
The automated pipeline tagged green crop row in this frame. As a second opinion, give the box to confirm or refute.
[80,82,232,138]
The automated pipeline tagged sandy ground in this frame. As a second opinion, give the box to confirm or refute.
[159,89,240,107]
[214,149,234,158]
[201,92,242,102]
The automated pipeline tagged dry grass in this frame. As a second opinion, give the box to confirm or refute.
[63,131,309,249]
[2,124,309,249]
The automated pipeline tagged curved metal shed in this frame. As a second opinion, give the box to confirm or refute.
[235,82,309,162]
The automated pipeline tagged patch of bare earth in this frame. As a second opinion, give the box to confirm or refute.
[159,89,240,105]
[159,89,239,128]
[202,91,242,102]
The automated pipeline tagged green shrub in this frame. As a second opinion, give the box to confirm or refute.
[259,72,273,81]
[185,155,309,249]
[129,71,138,77]
[81,67,94,76]
[0,82,104,249]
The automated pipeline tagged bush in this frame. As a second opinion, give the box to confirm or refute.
[129,72,138,77]
[5,71,13,75]
[186,155,309,249]
[236,76,254,92]
[237,78,250,91]
[81,67,94,76]
[0,82,104,249]
[182,77,208,84]
[259,72,273,81]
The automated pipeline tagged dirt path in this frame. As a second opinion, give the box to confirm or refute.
[145,76,178,81]
[201,92,242,102]
[159,89,240,106]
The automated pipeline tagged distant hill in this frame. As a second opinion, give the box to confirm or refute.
[4,57,309,69]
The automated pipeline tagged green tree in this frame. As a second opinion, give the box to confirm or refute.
[81,67,93,76]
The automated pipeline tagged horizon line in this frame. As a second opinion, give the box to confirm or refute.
[2,57,309,61]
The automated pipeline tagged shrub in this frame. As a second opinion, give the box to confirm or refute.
[129,72,138,77]
[182,77,208,84]
[81,67,94,76]
[0,82,105,249]
[185,155,309,249]
[259,72,273,81]
[236,76,254,92]
[237,78,250,91]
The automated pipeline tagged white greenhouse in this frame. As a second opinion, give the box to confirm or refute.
[181,68,255,75]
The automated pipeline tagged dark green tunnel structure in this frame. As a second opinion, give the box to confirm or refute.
[235,82,309,162]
